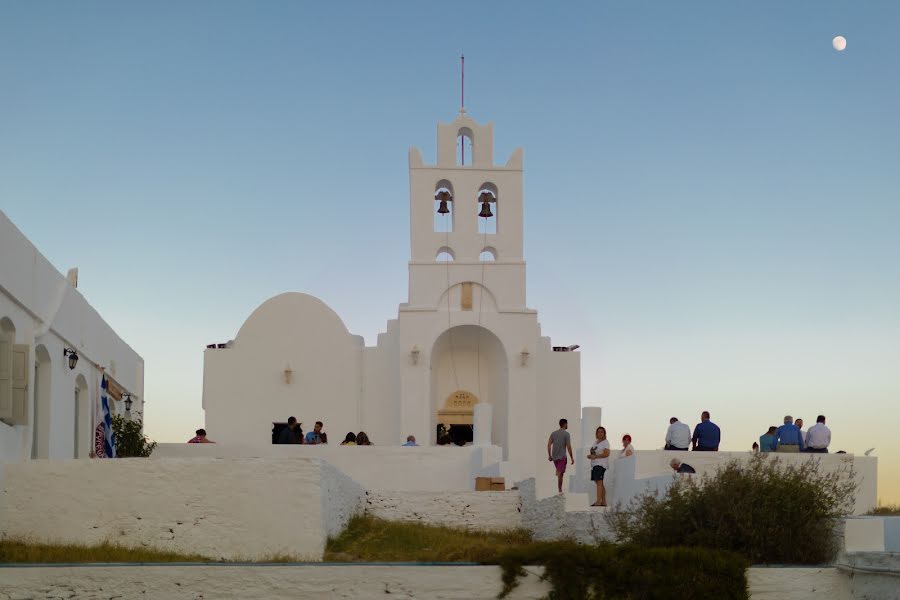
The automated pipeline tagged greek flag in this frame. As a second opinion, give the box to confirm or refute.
[93,375,116,458]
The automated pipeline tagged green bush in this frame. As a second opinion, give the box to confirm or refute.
[606,454,857,564]
[111,414,157,457]
[497,542,748,600]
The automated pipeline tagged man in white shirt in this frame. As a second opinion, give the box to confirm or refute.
[804,415,831,453]
[665,417,691,451]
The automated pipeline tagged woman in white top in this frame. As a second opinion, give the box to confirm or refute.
[620,434,635,458]
[587,426,611,507]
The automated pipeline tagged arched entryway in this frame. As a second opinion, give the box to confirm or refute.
[74,374,90,458]
[430,325,508,453]
[32,345,52,459]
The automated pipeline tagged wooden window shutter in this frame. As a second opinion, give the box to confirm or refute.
[461,282,473,311]
[11,345,28,424]
[0,336,11,422]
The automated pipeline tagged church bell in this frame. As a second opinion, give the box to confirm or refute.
[478,192,494,218]
[436,190,451,215]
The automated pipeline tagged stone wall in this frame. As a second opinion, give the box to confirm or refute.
[0,457,364,561]
[364,490,523,531]
[516,478,615,544]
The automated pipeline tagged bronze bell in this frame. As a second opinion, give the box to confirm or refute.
[478,192,494,218]
[436,191,451,215]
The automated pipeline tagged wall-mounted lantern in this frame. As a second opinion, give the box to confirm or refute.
[410,345,421,366]
[123,393,133,412]
[520,348,530,367]
[63,348,79,370]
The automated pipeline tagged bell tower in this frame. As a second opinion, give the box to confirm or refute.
[406,111,526,308]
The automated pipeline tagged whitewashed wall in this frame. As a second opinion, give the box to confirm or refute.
[0,565,860,600]
[203,292,365,448]
[152,443,503,492]
[0,457,363,561]
[0,210,144,463]
[0,565,551,600]
[365,490,522,531]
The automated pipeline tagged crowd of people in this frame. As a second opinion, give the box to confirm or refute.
[187,418,426,448]
[549,411,835,506]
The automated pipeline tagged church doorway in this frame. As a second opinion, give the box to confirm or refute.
[430,325,508,452]
[436,390,477,446]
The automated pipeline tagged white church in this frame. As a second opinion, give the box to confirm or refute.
[202,110,582,479]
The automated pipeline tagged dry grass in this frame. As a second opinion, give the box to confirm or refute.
[0,539,211,563]
[324,515,532,563]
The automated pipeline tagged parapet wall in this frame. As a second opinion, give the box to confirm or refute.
[153,443,503,492]
[0,457,364,561]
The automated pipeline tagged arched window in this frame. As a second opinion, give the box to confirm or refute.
[479,247,497,261]
[434,180,454,233]
[477,183,498,234]
[457,127,473,166]
[436,247,455,262]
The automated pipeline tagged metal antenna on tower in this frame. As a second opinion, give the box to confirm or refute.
[460,54,466,165]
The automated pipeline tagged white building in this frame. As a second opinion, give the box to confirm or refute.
[203,111,582,481]
[0,210,144,462]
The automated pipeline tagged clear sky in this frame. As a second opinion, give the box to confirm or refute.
[2,2,898,502]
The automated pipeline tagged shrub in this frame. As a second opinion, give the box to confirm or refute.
[497,542,748,600]
[111,414,157,457]
[867,503,900,516]
[327,516,749,600]
[606,454,857,564]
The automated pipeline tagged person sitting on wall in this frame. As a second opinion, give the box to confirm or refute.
[187,428,215,443]
[319,432,328,444]
[277,417,299,444]
[691,411,721,451]
[341,432,357,445]
[796,418,806,446]
[664,417,691,451]
[775,416,804,453]
[752,442,760,453]
[356,431,372,445]
[670,458,696,474]
[402,435,418,446]
[759,426,778,453]
[804,415,831,453]
[305,421,324,444]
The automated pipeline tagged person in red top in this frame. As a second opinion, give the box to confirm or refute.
[187,428,215,443]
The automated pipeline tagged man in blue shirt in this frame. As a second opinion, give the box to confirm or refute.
[775,416,804,452]
[305,421,324,444]
[692,411,721,451]
[759,426,777,452]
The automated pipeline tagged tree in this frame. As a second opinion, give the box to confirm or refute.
[111,414,157,457]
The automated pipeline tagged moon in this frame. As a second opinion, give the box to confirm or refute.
[833,35,847,51]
